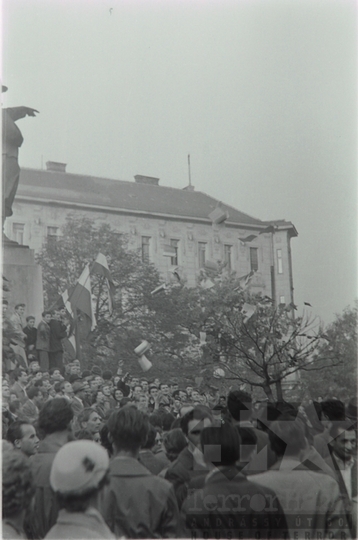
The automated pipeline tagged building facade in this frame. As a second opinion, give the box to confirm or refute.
[6,161,297,305]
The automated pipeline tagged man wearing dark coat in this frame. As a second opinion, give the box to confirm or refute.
[49,309,68,372]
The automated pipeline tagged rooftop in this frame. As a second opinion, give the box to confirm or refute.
[16,167,297,234]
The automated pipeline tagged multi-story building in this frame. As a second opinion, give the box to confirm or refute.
[6,161,297,305]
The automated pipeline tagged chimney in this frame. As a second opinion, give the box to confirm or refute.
[134,175,159,186]
[46,161,67,173]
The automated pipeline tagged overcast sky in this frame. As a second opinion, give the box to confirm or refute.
[2,0,357,325]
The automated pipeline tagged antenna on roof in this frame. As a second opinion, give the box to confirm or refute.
[188,154,192,187]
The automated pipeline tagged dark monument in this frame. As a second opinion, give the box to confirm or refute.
[2,85,43,322]
[2,85,39,233]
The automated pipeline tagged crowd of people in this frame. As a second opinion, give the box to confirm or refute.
[2,305,358,539]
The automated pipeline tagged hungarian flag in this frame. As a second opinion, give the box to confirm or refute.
[235,270,256,290]
[91,253,115,314]
[68,264,97,331]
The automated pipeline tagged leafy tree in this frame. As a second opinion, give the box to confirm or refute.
[36,215,199,377]
[300,302,357,401]
[163,270,342,401]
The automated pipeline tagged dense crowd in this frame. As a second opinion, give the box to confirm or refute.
[2,304,358,539]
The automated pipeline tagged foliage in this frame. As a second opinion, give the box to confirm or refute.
[300,302,357,401]
[36,216,349,396]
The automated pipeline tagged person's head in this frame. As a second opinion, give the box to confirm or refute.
[268,416,307,458]
[73,359,81,370]
[173,398,181,411]
[50,440,109,513]
[191,388,201,402]
[137,394,149,412]
[159,411,175,432]
[101,384,111,397]
[51,309,61,321]
[50,368,62,381]
[6,421,39,457]
[114,388,124,402]
[38,398,74,436]
[141,423,157,450]
[113,375,120,386]
[227,390,252,422]
[89,378,99,392]
[27,386,44,407]
[26,316,35,328]
[93,390,105,405]
[181,407,213,449]
[130,377,140,388]
[186,386,193,396]
[329,421,357,461]
[141,380,149,392]
[59,306,67,318]
[163,428,188,462]
[170,382,179,394]
[2,299,8,315]
[201,422,241,467]
[42,310,52,323]
[219,395,227,406]
[78,408,102,435]
[149,385,158,399]
[159,383,169,395]
[94,376,103,387]
[72,382,88,401]
[133,385,143,399]
[61,381,73,397]
[149,412,163,430]
[29,361,40,374]
[321,400,346,426]
[179,390,188,402]
[2,384,10,400]
[14,368,28,385]
[2,450,34,520]
[107,407,149,455]
[69,364,78,376]
[14,303,26,316]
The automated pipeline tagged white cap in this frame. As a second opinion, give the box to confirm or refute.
[50,440,109,495]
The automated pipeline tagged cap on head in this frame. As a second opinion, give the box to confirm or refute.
[72,381,86,394]
[50,440,109,495]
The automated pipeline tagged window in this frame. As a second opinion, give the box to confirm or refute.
[250,247,258,272]
[277,249,283,274]
[198,242,206,268]
[141,236,151,262]
[12,223,24,245]
[224,245,232,270]
[170,239,179,266]
[279,296,285,305]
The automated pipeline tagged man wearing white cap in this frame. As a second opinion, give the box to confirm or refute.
[45,440,115,539]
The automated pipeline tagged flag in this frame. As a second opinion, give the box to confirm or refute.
[239,234,257,244]
[91,253,115,314]
[234,270,255,290]
[151,283,167,295]
[61,289,74,318]
[304,302,312,307]
[242,302,256,323]
[68,264,96,331]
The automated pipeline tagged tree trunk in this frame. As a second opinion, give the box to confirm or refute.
[275,380,283,401]
[262,384,275,402]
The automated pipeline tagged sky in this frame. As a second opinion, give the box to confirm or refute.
[2,0,357,325]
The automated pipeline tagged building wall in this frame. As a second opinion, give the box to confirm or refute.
[6,198,294,305]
